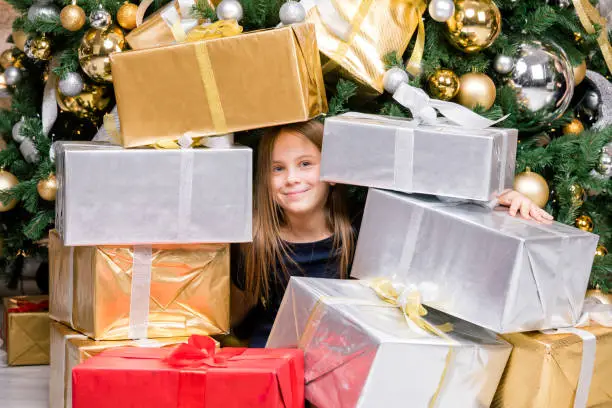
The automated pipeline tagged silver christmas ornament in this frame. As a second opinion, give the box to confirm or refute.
[4,66,22,86]
[583,89,601,111]
[493,54,514,74]
[383,67,409,94]
[19,138,40,163]
[216,0,243,21]
[586,70,612,129]
[24,38,35,59]
[27,2,60,22]
[12,119,26,143]
[89,7,112,30]
[279,1,306,25]
[599,142,612,178]
[428,0,455,22]
[58,72,84,97]
[507,41,574,131]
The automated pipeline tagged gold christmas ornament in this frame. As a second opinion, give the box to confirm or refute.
[562,118,585,135]
[595,244,608,257]
[573,60,587,85]
[569,183,585,204]
[575,215,594,232]
[445,0,502,53]
[427,68,460,101]
[56,81,112,119]
[513,168,549,208]
[0,170,19,212]
[78,25,126,83]
[28,35,52,61]
[457,72,496,110]
[0,49,15,69]
[60,3,86,31]
[117,2,138,30]
[11,30,28,52]
[37,174,57,201]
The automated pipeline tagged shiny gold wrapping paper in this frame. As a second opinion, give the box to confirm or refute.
[3,295,50,366]
[492,326,612,408]
[48,230,230,341]
[50,321,194,408]
[111,23,328,147]
[304,0,426,95]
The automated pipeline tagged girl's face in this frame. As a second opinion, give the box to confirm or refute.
[270,129,329,218]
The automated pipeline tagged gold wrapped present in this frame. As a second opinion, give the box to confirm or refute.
[492,291,612,408]
[301,0,426,95]
[50,321,197,408]
[111,22,327,147]
[48,230,230,340]
[2,295,50,366]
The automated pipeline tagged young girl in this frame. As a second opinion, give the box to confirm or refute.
[232,119,553,348]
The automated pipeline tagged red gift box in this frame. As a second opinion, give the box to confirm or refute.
[72,335,304,408]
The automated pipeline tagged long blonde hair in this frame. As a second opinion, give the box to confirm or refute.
[243,120,354,303]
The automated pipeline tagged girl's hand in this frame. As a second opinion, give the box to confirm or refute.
[497,189,554,223]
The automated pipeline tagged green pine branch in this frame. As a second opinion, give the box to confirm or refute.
[191,0,217,21]
[327,79,358,117]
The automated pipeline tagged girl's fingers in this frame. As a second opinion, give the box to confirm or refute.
[520,200,532,220]
[508,197,521,216]
[531,206,547,223]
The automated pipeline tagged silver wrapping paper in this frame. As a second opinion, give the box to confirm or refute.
[55,142,252,245]
[267,277,512,408]
[320,113,518,202]
[352,189,600,333]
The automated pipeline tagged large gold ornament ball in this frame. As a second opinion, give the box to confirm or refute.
[427,68,460,101]
[78,25,126,83]
[562,118,585,135]
[12,30,28,52]
[60,4,86,31]
[37,174,57,201]
[29,35,53,61]
[0,170,19,212]
[445,0,502,53]
[513,169,549,208]
[595,244,608,257]
[575,215,594,232]
[0,49,15,69]
[117,2,139,30]
[457,72,496,110]
[573,60,587,86]
[56,81,112,119]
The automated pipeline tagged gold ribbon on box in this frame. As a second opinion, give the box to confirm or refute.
[572,0,612,74]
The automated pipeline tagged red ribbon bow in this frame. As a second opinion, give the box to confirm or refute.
[163,335,231,368]
[7,299,49,313]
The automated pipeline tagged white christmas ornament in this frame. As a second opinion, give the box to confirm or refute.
[428,0,455,22]
[279,1,305,25]
[216,0,243,21]
[383,67,409,94]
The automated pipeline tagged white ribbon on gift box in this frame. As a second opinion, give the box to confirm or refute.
[135,0,200,42]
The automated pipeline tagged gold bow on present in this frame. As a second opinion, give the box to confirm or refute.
[186,19,243,42]
[572,0,612,74]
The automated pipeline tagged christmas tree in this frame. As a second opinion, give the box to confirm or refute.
[0,0,610,290]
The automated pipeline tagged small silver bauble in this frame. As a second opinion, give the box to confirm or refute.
[4,66,22,86]
[599,142,612,179]
[428,0,455,22]
[508,40,574,131]
[383,67,409,94]
[279,1,306,25]
[19,138,40,163]
[216,0,243,21]
[58,72,84,97]
[12,119,26,143]
[89,7,112,30]
[493,54,514,74]
[584,90,601,111]
[27,3,60,22]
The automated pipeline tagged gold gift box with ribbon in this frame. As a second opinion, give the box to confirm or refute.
[48,230,230,341]
[301,0,426,96]
[492,291,612,408]
[111,22,327,148]
[2,295,50,366]
[50,321,201,408]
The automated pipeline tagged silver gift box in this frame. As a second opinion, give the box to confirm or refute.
[352,189,600,333]
[321,113,518,201]
[267,277,512,408]
[55,142,252,245]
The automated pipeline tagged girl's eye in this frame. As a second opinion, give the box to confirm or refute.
[272,165,284,173]
[300,161,312,168]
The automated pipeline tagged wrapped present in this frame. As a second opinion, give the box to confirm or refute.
[50,321,192,408]
[54,141,252,245]
[111,22,327,148]
[72,335,305,408]
[352,189,600,333]
[321,112,517,201]
[301,0,426,95]
[2,295,50,366]
[267,277,511,408]
[492,291,612,408]
[49,230,230,340]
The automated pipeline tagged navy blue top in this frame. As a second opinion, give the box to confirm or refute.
[231,236,342,348]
